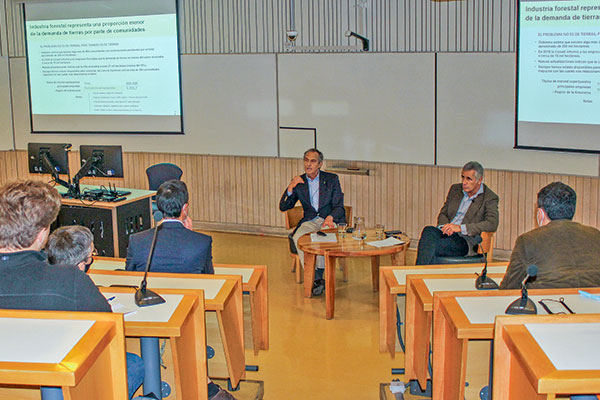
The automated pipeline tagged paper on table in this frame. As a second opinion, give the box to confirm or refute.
[310,233,338,243]
[110,302,137,316]
[366,237,405,248]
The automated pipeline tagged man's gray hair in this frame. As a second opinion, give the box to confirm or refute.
[46,225,94,267]
[462,161,484,180]
[304,148,324,163]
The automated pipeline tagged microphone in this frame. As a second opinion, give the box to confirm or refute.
[505,265,538,315]
[475,253,499,290]
[134,211,166,307]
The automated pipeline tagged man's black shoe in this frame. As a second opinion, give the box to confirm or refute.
[312,278,325,296]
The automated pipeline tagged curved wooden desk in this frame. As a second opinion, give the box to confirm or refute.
[298,230,410,319]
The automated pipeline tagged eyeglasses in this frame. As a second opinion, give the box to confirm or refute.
[83,248,98,272]
[538,297,575,314]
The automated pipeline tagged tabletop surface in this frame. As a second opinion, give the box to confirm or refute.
[394,265,507,286]
[525,322,600,370]
[298,230,410,255]
[91,273,225,300]
[57,184,154,201]
[456,294,600,324]
[0,318,94,363]
[423,277,498,294]
[92,259,253,283]
[103,292,183,322]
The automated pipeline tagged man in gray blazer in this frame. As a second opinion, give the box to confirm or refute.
[500,182,600,289]
[415,161,499,265]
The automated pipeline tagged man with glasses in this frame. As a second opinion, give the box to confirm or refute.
[46,225,97,272]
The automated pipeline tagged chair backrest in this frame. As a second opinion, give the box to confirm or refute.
[284,205,353,230]
[146,163,183,191]
[478,231,495,260]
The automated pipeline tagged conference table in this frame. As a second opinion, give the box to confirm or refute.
[432,288,600,400]
[493,314,600,400]
[89,269,245,388]
[298,230,410,319]
[93,256,269,353]
[0,310,127,400]
[378,262,508,355]
[403,273,506,393]
[99,287,208,400]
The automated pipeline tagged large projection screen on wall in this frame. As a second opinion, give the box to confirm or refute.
[24,0,183,134]
[516,0,600,153]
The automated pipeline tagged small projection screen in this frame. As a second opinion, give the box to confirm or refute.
[516,0,600,153]
[24,0,183,134]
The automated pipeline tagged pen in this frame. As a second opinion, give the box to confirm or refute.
[107,296,116,301]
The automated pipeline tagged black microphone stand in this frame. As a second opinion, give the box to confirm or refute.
[134,215,166,307]
[505,266,538,315]
[475,253,499,290]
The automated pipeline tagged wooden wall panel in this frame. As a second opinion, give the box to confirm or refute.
[1,150,599,253]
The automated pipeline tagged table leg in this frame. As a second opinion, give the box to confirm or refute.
[379,269,396,355]
[41,387,63,400]
[141,337,162,399]
[303,253,316,298]
[325,254,336,319]
[390,246,406,266]
[371,256,380,292]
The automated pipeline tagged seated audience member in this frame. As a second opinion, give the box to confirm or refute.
[415,161,499,265]
[45,225,145,398]
[126,179,214,274]
[0,181,145,399]
[500,182,600,289]
[279,148,346,296]
[46,225,96,272]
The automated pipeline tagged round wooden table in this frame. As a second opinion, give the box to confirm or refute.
[297,230,410,319]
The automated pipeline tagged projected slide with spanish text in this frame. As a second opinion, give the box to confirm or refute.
[516,0,600,152]
[25,0,183,133]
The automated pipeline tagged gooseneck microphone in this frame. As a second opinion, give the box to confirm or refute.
[475,253,499,290]
[505,265,538,315]
[134,211,166,307]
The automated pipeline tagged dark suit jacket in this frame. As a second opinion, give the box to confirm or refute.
[279,170,346,228]
[500,219,600,289]
[125,221,214,274]
[437,183,499,255]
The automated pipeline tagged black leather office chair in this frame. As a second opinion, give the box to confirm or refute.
[145,163,183,213]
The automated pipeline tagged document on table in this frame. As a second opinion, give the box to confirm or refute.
[366,237,405,248]
[310,233,338,243]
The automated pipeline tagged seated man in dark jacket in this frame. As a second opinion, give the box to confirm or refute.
[416,161,499,265]
[0,181,145,399]
[126,179,214,274]
[500,182,600,289]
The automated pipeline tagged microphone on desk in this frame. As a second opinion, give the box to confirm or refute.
[505,265,538,315]
[134,211,166,307]
[475,253,499,290]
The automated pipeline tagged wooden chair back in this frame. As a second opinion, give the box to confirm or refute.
[478,231,495,260]
[284,205,353,230]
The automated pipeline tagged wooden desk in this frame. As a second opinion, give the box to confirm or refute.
[99,287,207,400]
[494,314,600,400]
[0,310,127,400]
[90,270,245,388]
[403,273,505,390]
[433,288,600,400]
[57,185,154,257]
[378,263,508,354]
[298,230,410,319]
[92,257,269,352]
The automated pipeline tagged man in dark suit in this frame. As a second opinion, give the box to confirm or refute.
[416,161,499,265]
[126,179,214,274]
[500,182,600,290]
[279,148,346,295]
